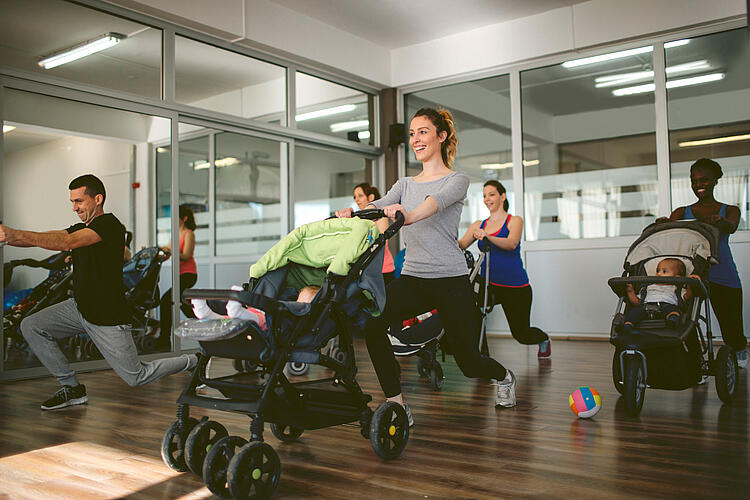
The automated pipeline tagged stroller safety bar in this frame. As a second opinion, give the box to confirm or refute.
[608,276,707,298]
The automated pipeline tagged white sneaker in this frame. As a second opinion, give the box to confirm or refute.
[737,349,748,369]
[494,370,517,408]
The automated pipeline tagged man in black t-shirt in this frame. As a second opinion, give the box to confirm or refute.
[0,174,196,410]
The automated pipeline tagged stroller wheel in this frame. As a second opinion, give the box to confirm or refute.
[270,423,304,442]
[430,364,444,391]
[287,361,309,376]
[227,441,281,500]
[715,346,738,404]
[416,357,428,377]
[185,420,229,475]
[370,401,409,460]
[161,417,199,472]
[140,336,157,353]
[203,435,247,498]
[623,355,646,417]
[612,351,624,394]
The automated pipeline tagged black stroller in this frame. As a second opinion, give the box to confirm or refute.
[608,220,738,417]
[387,245,487,391]
[160,210,408,499]
[122,246,170,353]
[3,251,72,363]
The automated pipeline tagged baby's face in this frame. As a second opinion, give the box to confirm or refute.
[655,262,680,277]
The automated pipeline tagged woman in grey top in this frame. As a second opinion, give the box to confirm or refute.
[336,108,516,424]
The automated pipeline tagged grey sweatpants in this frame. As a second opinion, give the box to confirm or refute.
[21,298,192,387]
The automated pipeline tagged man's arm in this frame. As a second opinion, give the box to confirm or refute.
[0,225,101,251]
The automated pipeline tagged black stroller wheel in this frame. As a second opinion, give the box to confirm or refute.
[612,351,624,394]
[430,364,444,391]
[185,420,229,475]
[161,417,199,472]
[370,401,409,460]
[203,435,247,499]
[270,423,304,442]
[287,361,309,376]
[416,356,427,377]
[227,441,281,500]
[140,335,157,353]
[715,345,738,404]
[623,355,646,417]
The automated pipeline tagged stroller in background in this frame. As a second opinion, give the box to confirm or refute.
[161,210,408,500]
[122,246,170,353]
[386,247,480,391]
[3,251,72,363]
[608,220,738,417]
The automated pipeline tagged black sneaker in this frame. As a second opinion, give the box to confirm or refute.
[41,384,88,410]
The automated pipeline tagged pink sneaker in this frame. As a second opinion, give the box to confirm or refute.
[537,339,551,359]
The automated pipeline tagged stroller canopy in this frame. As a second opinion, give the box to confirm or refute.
[624,220,720,272]
[249,217,386,313]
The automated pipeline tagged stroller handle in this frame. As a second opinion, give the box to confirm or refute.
[608,276,707,298]
[350,209,404,240]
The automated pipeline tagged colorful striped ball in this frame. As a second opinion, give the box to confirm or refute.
[569,386,602,418]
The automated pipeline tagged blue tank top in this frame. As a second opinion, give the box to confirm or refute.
[684,204,741,288]
[477,216,529,287]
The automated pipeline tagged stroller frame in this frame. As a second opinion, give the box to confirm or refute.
[160,210,409,499]
[607,220,738,417]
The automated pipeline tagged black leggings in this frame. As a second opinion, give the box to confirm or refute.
[484,284,548,345]
[365,275,507,397]
[708,282,746,351]
[159,272,197,339]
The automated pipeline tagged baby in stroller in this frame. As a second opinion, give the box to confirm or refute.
[160,210,408,500]
[622,257,700,333]
[608,220,739,417]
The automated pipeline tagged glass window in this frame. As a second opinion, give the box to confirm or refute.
[295,72,373,144]
[405,75,513,241]
[0,0,161,98]
[215,132,284,257]
[293,146,371,227]
[175,36,286,124]
[521,46,659,240]
[666,29,750,230]
[3,88,171,370]
[178,132,210,257]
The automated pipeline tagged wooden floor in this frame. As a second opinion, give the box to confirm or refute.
[1,338,748,500]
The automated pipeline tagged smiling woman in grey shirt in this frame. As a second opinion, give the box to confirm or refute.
[337,107,517,424]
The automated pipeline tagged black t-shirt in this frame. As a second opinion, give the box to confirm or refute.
[66,213,129,325]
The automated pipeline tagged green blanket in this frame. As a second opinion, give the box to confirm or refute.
[249,218,380,283]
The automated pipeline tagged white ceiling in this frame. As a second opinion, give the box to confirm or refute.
[267,0,589,49]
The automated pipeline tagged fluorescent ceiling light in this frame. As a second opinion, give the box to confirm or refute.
[156,147,169,153]
[679,133,750,147]
[296,104,356,122]
[38,33,125,69]
[330,120,369,133]
[595,60,709,88]
[563,39,689,68]
[3,125,16,134]
[193,161,210,171]
[215,157,240,167]
[480,159,539,170]
[358,131,370,140]
[612,72,724,96]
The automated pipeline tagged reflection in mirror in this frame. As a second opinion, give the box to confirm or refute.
[295,72,373,144]
[522,46,659,240]
[2,88,171,372]
[666,28,750,230]
[405,75,513,241]
[294,146,370,228]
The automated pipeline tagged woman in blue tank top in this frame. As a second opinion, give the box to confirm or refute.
[459,180,550,359]
[669,158,746,368]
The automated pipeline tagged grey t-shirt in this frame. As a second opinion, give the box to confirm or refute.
[373,171,469,278]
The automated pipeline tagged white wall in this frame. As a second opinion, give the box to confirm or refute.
[391,0,746,86]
